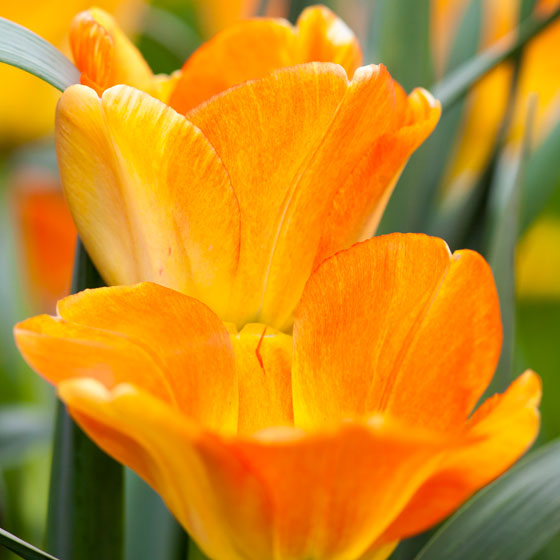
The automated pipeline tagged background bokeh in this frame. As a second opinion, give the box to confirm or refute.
[0,0,559,559]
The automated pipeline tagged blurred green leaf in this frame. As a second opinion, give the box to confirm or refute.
[379,0,482,236]
[485,99,534,393]
[0,406,50,468]
[414,439,560,560]
[0,528,58,560]
[433,5,560,111]
[125,471,188,560]
[521,120,560,232]
[369,0,434,90]
[0,18,78,92]
[45,241,123,560]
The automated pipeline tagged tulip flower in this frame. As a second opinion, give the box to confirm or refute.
[15,233,541,560]
[11,169,76,311]
[59,6,440,330]
[0,0,140,144]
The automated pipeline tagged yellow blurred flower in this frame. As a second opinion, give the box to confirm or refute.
[0,0,141,145]
[15,233,541,560]
[517,215,560,299]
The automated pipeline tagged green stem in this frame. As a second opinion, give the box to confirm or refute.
[434,5,560,112]
[45,239,124,560]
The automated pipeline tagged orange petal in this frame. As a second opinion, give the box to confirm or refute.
[227,323,293,435]
[169,6,362,114]
[187,63,406,329]
[378,370,541,542]
[314,87,441,267]
[198,418,446,560]
[58,379,261,560]
[15,283,237,431]
[59,377,446,560]
[55,84,241,317]
[293,233,502,431]
[296,5,362,75]
[70,9,157,97]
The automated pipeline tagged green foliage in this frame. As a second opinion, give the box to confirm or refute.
[414,440,560,560]
[0,529,58,560]
[0,18,78,92]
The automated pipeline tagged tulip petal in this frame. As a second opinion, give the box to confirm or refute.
[199,418,447,560]
[293,233,502,431]
[58,379,264,560]
[228,323,293,435]
[15,283,237,431]
[314,88,441,266]
[59,377,447,560]
[296,5,362,75]
[70,9,155,96]
[378,370,541,542]
[188,62,402,329]
[55,84,241,317]
[169,6,362,114]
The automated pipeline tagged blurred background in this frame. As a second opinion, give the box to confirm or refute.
[0,0,559,559]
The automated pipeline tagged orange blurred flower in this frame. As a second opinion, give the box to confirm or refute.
[11,169,76,312]
[57,6,440,330]
[15,233,540,560]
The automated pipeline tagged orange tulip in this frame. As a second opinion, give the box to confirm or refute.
[11,169,76,312]
[58,6,440,330]
[15,233,540,560]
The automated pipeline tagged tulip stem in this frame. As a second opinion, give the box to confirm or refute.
[45,239,124,560]
[434,5,560,112]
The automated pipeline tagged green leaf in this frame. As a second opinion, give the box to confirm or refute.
[369,0,434,91]
[125,471,188,560]
[433,5,560,111]
[0,406,50,467]
[378,0,482,236]
[521,119,560,232]
[0,527,59,560]
[0,17,79,92]
[46,240,124,560]
[414,439,560,560]
[484,98,535,393]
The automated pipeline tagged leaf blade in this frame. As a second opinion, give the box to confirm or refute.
[0,17,79,92]
[414,439,560,560]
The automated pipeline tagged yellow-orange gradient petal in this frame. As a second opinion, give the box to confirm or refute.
[378,370,541,542]
[70,8,174,101]
[168,5,362,114]
[55,84,241,317]
[227,323,293,435]
[14,283,237,431]
[293,233,502,431]
[58,377,448,560]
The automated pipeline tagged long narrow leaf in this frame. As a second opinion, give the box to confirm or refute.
[0,17,79,92]
[45,240,124,560]
[434,5,560,111]
[485,98,535,393]
[414,439,560,560]
[0,528,59,560]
